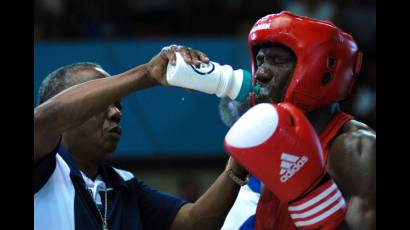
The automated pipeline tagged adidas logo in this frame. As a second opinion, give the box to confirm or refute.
[280,153,308,183]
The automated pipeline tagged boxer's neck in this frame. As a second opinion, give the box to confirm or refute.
[305,104,339,136]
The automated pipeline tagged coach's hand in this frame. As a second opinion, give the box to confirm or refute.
[146,44,210,86]
[226,156,248,180]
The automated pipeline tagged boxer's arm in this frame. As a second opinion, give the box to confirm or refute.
[170,158,247,230]
[327,128,376,230]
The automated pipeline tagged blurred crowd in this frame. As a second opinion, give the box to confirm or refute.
[34,0,376,129]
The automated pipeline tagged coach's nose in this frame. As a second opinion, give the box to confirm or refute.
[108,104,122,123]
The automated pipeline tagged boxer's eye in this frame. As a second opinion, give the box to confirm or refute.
[256,55,264,67]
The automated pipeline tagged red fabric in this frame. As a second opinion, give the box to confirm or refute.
[254,188,298,230]
[254,112,353,230]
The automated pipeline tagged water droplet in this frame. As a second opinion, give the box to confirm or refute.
[259,87,270,96]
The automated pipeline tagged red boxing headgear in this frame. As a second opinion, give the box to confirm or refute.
[248,11,363,112]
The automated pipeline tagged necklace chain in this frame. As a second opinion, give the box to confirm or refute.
[94,189,108,230]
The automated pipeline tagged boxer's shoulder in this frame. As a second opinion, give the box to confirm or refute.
[331,119,375,156]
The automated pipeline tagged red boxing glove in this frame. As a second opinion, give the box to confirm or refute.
[224,103,324,200]
[224,103,346,229]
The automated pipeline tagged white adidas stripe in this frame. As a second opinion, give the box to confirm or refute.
[280,153,299,175]
[294,199,346,227]
[290,190,343,219]
[289,183,337,211]
[280,161,293,170]
[281,153,299,162]
[280,169,286,175]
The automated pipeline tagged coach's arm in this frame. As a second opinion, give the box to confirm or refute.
[327,121,376,230]
[170,158,247,230]
[34,45,206,163]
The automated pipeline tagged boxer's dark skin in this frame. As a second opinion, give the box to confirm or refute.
[253,43,376,230]
[34,45,248,230]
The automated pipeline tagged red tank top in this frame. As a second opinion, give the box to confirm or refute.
[254,112,353,230]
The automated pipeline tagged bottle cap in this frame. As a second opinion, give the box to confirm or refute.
[235,70,260,102]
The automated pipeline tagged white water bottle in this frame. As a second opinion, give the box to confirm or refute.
[166,52,260,102]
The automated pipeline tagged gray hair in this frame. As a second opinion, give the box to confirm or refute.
[37,62,102,105]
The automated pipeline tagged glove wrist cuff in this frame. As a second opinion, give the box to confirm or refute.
[288,178,346,229]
